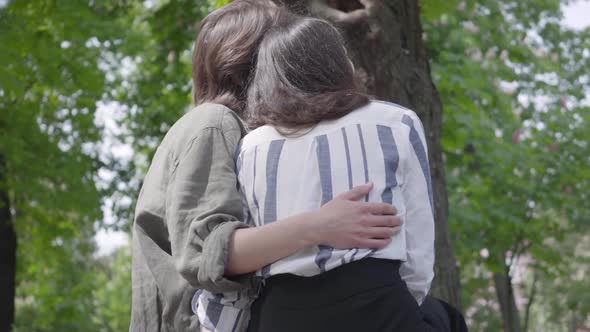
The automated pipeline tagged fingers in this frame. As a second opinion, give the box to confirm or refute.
[335,182,373,201]
[361,202,397,216]
[363,215,403,227]
[356,225,402,249]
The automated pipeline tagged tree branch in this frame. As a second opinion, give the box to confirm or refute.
[310,0,369,25]
[508,233,528,270]
[310,0,382,40]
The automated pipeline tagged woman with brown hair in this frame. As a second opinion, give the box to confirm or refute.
[196,12,468,332]
[130,1,402,331]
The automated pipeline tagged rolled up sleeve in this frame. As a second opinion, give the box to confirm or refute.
[196,287,257,332]
[166,126,254,293]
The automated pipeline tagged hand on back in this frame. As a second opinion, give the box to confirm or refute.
[311,183,403,250]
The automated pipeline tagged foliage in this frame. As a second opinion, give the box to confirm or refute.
[13,236,98,331]
[105,0,213,226]
[0,0,132,330]
[92,246,133,332]
[422,0,590,329]
[526,232,590,331]
[13,245,132,332]
[2,0,588,330]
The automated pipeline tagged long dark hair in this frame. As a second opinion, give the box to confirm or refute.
[246,14,369,133]
[192,0,278,116]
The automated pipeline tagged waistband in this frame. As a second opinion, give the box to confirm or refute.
[262,258,402,306]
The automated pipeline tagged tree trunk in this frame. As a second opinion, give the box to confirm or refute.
[494,271,522,332]
[279,0,462,309]
[0,156,16,332]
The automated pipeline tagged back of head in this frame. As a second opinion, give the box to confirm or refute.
[246,14,369,133]
[192,0,278,115]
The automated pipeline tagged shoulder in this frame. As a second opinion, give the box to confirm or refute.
[367,101,426,141]
[364,100,419,123]
[164,103,246,157]
[312,100,420,132]
[240,125,283,150]
[179,103,244,133]
[357,101,425,135]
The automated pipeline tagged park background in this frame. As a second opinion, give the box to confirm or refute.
[1,0,589,331]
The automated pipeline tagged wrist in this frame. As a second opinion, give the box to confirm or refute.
[294,210,322,247]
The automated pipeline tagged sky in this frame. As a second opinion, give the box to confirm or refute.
[95,0,590,256]
[562,0,590,29]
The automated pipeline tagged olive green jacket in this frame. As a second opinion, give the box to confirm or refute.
[130,104,253,332]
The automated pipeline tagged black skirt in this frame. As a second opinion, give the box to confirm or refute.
[247,258,451,332]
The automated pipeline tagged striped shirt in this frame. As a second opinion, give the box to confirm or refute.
[195,101,435,332]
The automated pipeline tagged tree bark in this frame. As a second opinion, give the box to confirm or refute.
[494,271,522,332]
[278,0,462,309]
[0,156,16,332]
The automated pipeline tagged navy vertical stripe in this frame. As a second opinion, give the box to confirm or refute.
[356,124,370,202]
[315,135,334,272]
[261,140,286,278]
[251,147,262,227]
[402,114,433,210]
[316,135,333,205]
[341,128,353,189]
[377,125,400,204]
[205,294,224,328]
[244,209,253,226]
[263,139,285,225]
